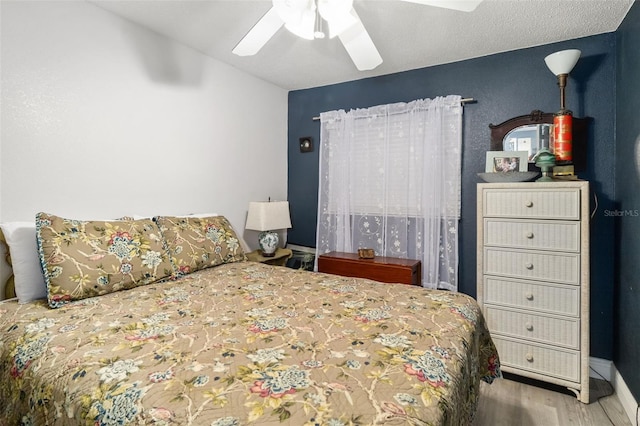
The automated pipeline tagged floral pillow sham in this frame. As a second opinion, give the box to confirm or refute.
[36,212,174,308]
[153,215,246,276]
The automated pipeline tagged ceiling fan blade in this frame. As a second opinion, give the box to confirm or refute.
[400,0,483,12]
[232,7,284,56]
[338,9,382,71]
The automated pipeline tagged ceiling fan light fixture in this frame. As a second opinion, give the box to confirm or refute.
[272,0,312,24]
[317,0,353,18]
[274,0,316,40]
[318,0,357,38]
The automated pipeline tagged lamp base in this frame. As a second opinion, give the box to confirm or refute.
[537,171,555,182]
[258,231,279,257]
[553,110,573,163]
[534,148,557,182]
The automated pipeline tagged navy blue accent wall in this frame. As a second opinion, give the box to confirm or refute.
[288,34,616,359]
[615,2,640,402]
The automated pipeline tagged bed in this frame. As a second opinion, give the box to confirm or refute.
[0,213,500,425]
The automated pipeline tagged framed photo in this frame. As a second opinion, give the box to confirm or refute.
[485,151,529,173]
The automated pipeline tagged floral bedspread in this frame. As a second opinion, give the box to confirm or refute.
[0,262,500,425]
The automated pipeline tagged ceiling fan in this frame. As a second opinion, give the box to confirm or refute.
[232,0,483,71]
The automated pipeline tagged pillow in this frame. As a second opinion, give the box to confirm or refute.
[0,222,47,303]
[154,215,246,275]
[36,213,174,308]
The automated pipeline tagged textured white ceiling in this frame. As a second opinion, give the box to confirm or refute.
[90,0,634,90]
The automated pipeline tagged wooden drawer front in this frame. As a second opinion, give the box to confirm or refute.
[483,277,579,316]
[483,189,580,220]
[484,248,579,285]
[484,219,580,252]
[492,337,579,382]
[485,307,579,349]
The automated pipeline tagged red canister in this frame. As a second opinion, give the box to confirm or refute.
[553,111,573,162]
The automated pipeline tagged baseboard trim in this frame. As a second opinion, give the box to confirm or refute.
[611,363,639,426]
[590,358,639,424]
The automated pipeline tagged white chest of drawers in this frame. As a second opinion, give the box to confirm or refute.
[477,181,590,403]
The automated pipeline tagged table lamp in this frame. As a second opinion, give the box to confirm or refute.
[245,201,292,257]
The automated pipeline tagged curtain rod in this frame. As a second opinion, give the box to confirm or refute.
[311,97,476,121]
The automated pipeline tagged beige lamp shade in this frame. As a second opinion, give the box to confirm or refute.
[245,201,292,232]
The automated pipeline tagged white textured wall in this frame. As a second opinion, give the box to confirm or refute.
[0,1,288,296]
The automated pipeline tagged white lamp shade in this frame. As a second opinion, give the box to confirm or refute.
[544,49,581,76]
[245,201,292,232]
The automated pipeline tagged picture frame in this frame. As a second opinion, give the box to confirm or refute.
[485,151,529,173]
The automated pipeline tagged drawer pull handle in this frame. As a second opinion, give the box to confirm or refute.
[525,262,534,270]
[525,293,534,300]
[525,323,534,331]
[526,354,534,362]
[526,232,534,239]
[525,201,534,208]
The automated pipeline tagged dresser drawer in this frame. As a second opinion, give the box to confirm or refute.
[484,219,580,252]
[485,306,579,349]
[492,337,580,382]
[484,247,580,285]
[483,277,579,316]
[483,188,580,219]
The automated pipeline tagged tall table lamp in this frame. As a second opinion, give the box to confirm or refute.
[544,48,581,164]
[245,201,292,257]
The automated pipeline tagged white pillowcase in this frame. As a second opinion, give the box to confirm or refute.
[0,222,47,303]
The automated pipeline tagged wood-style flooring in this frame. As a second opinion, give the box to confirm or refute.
[474,374,634,426]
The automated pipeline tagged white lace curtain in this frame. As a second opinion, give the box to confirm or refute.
[315,95,463,291]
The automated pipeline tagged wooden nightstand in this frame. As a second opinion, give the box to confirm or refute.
[317,251,421,285]
[246,248,293,266]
